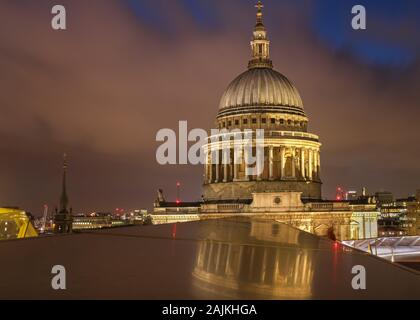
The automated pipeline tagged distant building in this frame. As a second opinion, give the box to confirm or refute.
[346,191,358,201]
[375,191,394,206]
[72,214,128,230]
[72,210,149,231]
[407,203,419,236]
[53,154,73,234]
[377,195,418,237]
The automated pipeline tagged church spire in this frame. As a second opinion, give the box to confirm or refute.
[54,153,73,234]
[248,1,273,69]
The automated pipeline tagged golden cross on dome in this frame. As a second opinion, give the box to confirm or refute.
[255,1,264,11]
[255,1,264,23]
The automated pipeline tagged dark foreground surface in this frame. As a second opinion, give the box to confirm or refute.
[0,217,419,299]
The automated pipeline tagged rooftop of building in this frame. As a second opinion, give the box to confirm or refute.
[0,217,419,299]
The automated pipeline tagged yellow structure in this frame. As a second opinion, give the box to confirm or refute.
[0,208,38,240]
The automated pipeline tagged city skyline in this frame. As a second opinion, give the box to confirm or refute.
[0,0,419,303]
[1,0,419,215]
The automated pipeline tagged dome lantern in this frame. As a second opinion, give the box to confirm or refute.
[249,1,273,69]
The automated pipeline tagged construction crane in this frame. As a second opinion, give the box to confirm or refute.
[335,187,346,201]
[41,204,48,233]
[176,182,181,205]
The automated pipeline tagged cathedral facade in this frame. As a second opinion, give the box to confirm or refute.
[203,2,321,202]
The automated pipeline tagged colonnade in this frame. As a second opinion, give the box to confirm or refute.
[205,145,321,184]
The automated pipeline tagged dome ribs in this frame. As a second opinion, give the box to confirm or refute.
[218,68,305,118]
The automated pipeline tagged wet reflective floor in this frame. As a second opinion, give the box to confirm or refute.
[0,217,419,299]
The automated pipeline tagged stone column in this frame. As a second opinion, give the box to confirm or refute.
[215,150,220,183]
[280,146,286,178]
[257,147,264,181]
[244,147,250,181]
[301,148,306,179]
[291,147,296,178]
[317,151,321,179]
[308,149,313,180]
[204,157,208,182]
[222,148,229,182]
[208,151,213,183]
[233,146,242,182]
[313,149,318,180]
[269,146,274,180]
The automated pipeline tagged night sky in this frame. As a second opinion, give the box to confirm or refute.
[0,0,419,216]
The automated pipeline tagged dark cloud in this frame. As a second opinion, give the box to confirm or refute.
[0,0,418,215]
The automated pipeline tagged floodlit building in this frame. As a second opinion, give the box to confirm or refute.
[154,192,378,241]
[152,2,378,241]
[0,207,38,240]
[203,1,321,202]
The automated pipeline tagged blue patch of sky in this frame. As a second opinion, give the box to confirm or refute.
[124,0,419,67]
[179,0,221,31]
[125,0,171,32]
[312,0,420,67]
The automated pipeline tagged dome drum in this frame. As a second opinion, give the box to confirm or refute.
[217,105,307,119]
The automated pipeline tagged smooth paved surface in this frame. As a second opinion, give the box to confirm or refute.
[0,218,419,299]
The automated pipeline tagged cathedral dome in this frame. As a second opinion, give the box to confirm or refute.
[203,1,322,203]
[217,1,305,119]
[218,68,305,117]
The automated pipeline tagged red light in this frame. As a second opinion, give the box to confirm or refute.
[177,182,181,187]
[176,200,181,205]
[336,196,341,201]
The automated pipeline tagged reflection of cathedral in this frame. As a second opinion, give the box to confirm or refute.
[192,219,316,299]
[203,1,321,202]
[153,2,378,241]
